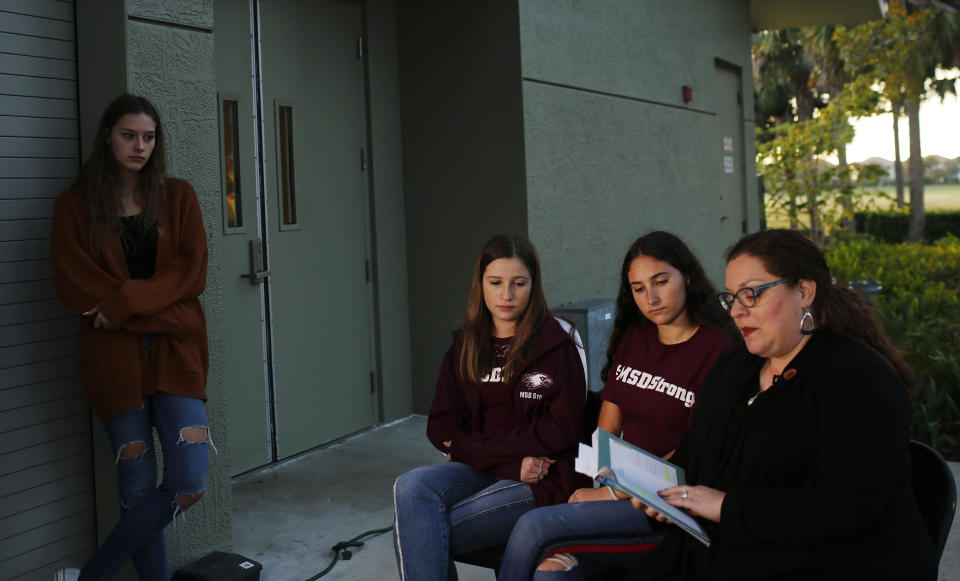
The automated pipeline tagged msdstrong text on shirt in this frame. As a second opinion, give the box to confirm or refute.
[613,364,696,408]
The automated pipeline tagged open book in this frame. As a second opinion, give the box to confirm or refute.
[575,428,710,546]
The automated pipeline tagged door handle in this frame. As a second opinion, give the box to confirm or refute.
[241,269,271,284]
[241,239,270,285]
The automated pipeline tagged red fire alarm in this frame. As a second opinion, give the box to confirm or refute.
[682,85,694,103]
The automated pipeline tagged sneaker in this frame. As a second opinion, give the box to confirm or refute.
[54,568,80,581]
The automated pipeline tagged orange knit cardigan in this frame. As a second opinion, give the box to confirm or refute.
[50,178,209,425]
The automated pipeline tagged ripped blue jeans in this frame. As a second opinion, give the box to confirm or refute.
[393,462,536,580]
[80,391,211,581]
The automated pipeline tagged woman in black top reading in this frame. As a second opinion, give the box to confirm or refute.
[629,229,936,580]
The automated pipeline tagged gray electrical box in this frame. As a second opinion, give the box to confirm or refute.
[556,298,616,392]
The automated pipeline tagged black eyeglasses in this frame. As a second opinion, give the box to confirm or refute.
[718,278,792,312]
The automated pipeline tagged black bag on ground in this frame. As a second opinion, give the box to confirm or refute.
[172,551,263,581]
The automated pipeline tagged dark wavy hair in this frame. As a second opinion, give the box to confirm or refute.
[726,229,913,390]
[601,231,737,381]
[72,94,167,253]
[460,234,551,384]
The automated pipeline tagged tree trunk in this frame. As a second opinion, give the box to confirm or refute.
[793,89,816,236]
[893,107,905,206]
[906,94,924,242]
[806,167,820,242]
[785,167,800,229]
[807,188,819,240]
[838,145,853,232]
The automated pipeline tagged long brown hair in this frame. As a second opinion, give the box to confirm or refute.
[601,231,739,381]
[727,229,913,390]
[460,234,550,384]
[73,94,167,253]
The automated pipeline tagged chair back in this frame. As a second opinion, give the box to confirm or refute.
[909,440,957,562]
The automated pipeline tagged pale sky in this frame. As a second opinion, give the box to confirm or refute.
[846,78,960,163]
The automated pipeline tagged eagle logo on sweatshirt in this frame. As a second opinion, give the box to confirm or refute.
[521,372,553,391]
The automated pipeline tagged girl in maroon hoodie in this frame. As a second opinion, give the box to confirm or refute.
[393,234,587,581]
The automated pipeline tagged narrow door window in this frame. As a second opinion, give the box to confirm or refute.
[277,104,298,227]
[220,98,244,230]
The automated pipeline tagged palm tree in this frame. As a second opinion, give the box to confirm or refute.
[904,1,960,240]
[891,95,905,205]
[835,0,960,240]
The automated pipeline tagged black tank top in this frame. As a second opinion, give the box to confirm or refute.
[118,215,158,280]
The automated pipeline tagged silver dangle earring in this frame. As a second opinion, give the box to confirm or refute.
[800,309,816,335]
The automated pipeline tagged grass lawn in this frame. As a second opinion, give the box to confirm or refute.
[765,183,960,228]
[864,183,960,211]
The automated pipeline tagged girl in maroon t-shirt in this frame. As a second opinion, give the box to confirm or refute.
[392,234,586,581]
[498,231,737,581]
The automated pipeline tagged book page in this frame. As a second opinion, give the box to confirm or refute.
[575,442,598,477]
[609,438,682,493]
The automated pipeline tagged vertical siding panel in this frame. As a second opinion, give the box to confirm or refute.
[0,2,96,577]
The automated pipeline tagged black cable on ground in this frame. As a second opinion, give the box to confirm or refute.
[304,525,394,580]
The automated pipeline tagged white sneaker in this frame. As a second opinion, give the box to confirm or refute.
[54,568,80,581]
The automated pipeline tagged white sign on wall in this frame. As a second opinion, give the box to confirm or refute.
[723,155,734,174]
[723,136,734,173]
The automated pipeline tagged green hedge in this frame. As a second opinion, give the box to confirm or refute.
[827,236,960,458]
[853,210,960,242]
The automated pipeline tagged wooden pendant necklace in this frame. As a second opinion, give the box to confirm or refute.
[748,364,797,406]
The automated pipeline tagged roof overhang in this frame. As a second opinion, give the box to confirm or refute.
[751,0,883,31]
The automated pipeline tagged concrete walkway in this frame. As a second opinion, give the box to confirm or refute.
[233,415,960,581]
[232,416,490,581]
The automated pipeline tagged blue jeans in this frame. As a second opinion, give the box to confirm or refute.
[497,499,663,581]
[80,392,210,581]
[393,462,536,580]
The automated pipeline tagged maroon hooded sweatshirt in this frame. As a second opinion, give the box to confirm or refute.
[427,317,587,507]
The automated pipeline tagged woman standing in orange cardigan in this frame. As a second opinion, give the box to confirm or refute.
[50,94,210,581]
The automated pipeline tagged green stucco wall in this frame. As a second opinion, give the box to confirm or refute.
[519,0,758,301]
[76,0,231,576]
[398,2,527,412]
[365,0,414,422]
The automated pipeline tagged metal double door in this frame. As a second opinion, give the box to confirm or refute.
[214,0,375,475]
